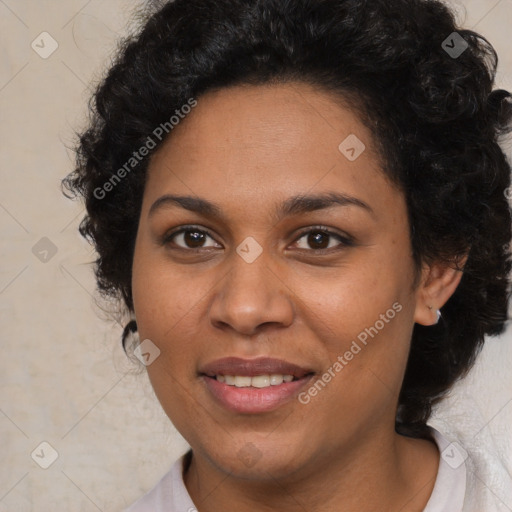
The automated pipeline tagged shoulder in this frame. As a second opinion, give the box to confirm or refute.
[425,425,511,512]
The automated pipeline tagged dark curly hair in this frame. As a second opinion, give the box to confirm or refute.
[62,0,512,438]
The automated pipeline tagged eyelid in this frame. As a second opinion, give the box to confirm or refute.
[162,224,354,251]
[293,225,353,241]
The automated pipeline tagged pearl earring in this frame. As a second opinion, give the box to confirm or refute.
[428,305,441,324]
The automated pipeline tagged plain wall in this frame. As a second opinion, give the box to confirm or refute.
[1,1,511,510]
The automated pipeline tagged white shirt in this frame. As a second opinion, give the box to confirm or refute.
[123,427,490,512]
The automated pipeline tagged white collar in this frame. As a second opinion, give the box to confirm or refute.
[422,426,467,512]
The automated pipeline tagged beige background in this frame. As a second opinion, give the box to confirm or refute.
[1,1,511,510]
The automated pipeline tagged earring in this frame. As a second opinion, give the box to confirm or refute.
[428,305,441,324]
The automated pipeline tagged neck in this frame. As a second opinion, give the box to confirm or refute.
[183,428,440,512]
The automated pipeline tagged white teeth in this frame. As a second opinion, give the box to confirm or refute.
[215,374,295,387]
[270,374,283,385]
[251,375,270,388]
[234,376,252,387]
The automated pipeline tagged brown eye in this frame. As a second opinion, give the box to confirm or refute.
[163,226,220,250]
[306,231,330,250]
[293,228,354,252]
[182,229,208,248]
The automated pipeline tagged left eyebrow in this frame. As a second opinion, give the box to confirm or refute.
[276,192,374,221]
[148,192,374,222]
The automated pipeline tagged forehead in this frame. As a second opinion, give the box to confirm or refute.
[144,82,401,220]
[153,82,372,160]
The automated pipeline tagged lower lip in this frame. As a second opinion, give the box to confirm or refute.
[201,375,314,413]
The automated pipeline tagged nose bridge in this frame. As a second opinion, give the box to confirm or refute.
[230,243,272,294]
[209,241,294,334]
[225,243,277,308]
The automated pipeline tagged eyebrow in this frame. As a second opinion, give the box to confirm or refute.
[148,192,374,222]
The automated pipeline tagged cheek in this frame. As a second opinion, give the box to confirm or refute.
[296,289,412,436]
[296,249,412,339]
[131,244,217,412]
[132,238,199,339]
[294,248,415,397]
[131,246,205,430]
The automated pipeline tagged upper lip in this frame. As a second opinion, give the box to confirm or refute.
[199,357,315,378]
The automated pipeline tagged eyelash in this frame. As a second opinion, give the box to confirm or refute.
[161,225,354,254]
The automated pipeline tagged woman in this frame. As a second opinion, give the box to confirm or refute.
[62,0,512,510]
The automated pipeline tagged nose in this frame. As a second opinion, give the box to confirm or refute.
[208,248,295,337]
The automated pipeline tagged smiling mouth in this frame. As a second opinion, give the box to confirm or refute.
[198,356,316,412]
[200,372,316,414]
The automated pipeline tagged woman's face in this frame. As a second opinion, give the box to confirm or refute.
[132,82,425,478]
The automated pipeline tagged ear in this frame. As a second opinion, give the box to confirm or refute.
[413,255,468,326]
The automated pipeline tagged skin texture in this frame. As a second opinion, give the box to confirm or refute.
[131,82,464,511]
